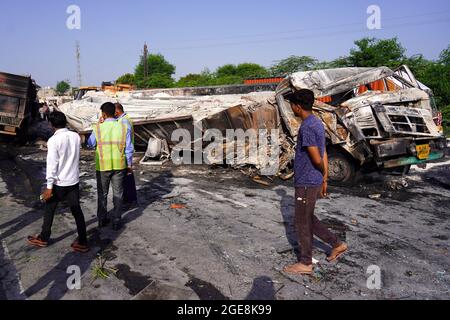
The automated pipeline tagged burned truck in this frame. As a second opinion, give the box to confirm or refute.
[0,71,39,140]
[276,65,447,182]
[57,65,446,183]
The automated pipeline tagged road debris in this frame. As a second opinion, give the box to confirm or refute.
[170,204,186,209]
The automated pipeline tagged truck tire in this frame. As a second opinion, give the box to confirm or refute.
[328,150,356,184]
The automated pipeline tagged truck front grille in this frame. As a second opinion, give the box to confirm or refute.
[0,115,21,126]
[387,114,429,133]
[372,104,438,137]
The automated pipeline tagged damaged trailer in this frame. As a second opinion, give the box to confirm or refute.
[58,65,447,183]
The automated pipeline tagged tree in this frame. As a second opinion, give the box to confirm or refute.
[55,80,71,96]
[134,53,176,88]
[235,63,269,78]
[439,45,450,66]
[176,70,217,87]
[347,37,406,68]
[270,56,318,76]
[404,47,450,129]
[116,73,135,85]
[216,64,237,78]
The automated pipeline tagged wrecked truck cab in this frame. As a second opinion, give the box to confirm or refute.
[275,66,447,183]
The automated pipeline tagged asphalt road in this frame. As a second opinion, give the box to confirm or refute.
[0,145,449,300]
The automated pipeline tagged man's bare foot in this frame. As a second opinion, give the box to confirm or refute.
[327,242,348,262]
[283,263,313,275]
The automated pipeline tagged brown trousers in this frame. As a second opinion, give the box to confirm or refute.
[295,186,339,265]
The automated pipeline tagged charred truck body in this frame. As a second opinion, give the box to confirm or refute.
[276,65,447,182]
[57,65,446,183]
[0,71,38,138]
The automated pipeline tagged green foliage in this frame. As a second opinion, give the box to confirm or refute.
[270,56,318,76]
[347,37,406,68]
[442,105,450,128]
[55,80,70,96]
[176,63,268,87]
[116,73,135,85]
[134,54,176,88]
[439,45,450,65]
[216,63,269,80]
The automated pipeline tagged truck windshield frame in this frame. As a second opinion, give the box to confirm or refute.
[0,94,20,115]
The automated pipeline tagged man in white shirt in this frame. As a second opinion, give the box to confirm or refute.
[27,112,89,253]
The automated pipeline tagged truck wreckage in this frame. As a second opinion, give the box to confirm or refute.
[57,65,447,182]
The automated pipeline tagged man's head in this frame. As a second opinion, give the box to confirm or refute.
[48,111,67,130]
[287,89,315,119]
[100,102,116,119]
[114,103,125,118]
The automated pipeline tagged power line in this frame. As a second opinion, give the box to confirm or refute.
[156,17,450,51]
[169,9,450,44]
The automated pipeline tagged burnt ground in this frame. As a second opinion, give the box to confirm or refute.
[0,143,449,300]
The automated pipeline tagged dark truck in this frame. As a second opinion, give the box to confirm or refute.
[0,71,38,139]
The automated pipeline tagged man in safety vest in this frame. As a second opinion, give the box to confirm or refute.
[115,103,137,207]
[87,102,134,231]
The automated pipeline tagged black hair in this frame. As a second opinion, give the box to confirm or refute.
[288,89,315,111]
[114,103,124,113]
[100,102,116,117]
[48,111,67,129]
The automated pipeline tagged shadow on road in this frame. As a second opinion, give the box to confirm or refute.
[23,171,174,299]
[245,276,276,300]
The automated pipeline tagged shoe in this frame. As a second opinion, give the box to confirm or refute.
[327,242,348,262]
[112,222,122,231]
[283,263,313,275]
[71,240,90,253]
[98,218,111,228]
[27,235,49,248]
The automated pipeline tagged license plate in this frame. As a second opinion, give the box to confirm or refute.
[416,144,430,160]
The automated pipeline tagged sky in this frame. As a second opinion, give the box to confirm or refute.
[0,0,449,87]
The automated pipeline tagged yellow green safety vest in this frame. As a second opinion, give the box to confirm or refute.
[94,121,127,171]
[119,114,134,145]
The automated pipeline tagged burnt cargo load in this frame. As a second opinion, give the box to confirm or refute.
[276,65,446,182]
[0,71,38,137]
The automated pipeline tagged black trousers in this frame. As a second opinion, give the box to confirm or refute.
[123,172,138,204]
[41,184,88,245]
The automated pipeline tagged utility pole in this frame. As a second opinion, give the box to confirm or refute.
[143,42,149,82]
[75,41,82,87]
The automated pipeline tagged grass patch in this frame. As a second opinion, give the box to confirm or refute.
[91,254,118,282]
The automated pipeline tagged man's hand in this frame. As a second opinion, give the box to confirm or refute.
[320,181,328,198]
[41,188,53,202]
[127,166,133,176]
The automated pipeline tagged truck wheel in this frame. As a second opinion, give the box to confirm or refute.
[328,150,356,183]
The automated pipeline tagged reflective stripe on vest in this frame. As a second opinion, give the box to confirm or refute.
[94,121,127,171]
[119,114,134,145]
